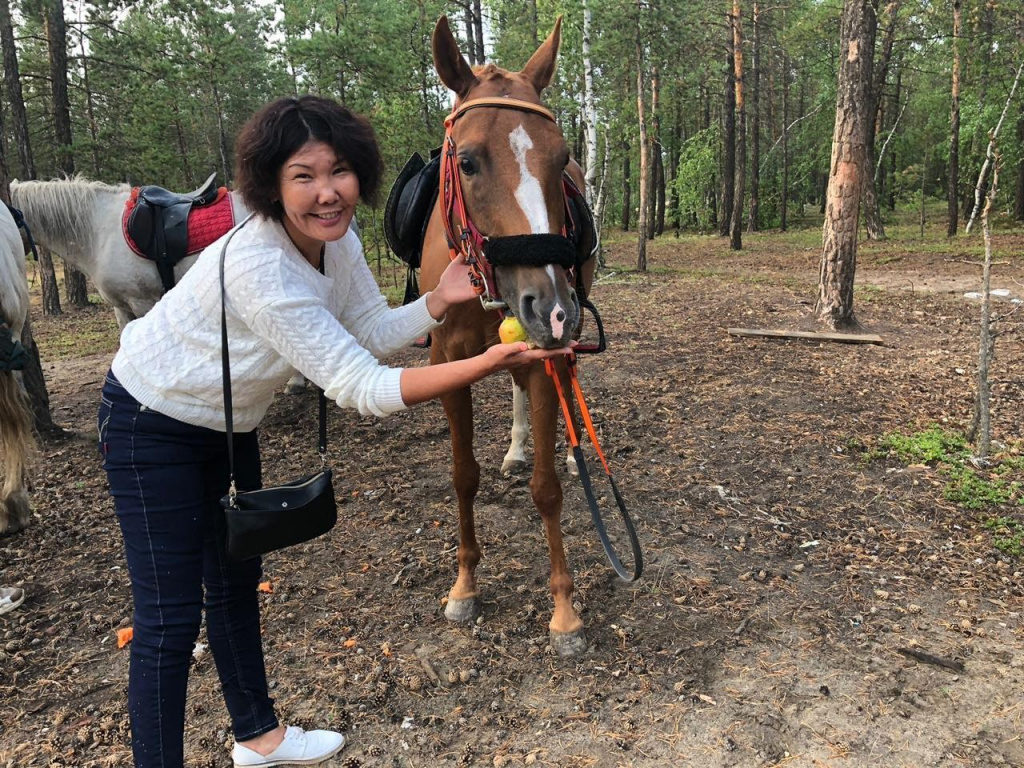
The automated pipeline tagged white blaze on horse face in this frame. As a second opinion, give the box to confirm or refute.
[546,265,566,339]
[509,124,550,234]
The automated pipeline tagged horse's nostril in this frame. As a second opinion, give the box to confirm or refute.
[520,294,537,320]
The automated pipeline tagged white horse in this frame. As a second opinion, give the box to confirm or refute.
[9,178,309,393]
[0,203,34,534]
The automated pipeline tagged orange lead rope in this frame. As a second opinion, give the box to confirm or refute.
[545,356,643,582]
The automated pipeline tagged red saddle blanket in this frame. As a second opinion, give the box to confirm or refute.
[122,187,236,258]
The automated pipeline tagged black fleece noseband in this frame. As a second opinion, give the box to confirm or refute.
[484,234,576,269]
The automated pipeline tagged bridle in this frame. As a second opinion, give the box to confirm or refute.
[441,96,583,312]
[441,98,642,582]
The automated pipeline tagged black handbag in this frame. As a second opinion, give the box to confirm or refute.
[217,215,337,560]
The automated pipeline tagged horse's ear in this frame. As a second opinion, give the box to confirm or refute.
[433,15,478,99]
[520,15,562,94]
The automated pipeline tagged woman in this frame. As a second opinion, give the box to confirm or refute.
[98,96,570,768]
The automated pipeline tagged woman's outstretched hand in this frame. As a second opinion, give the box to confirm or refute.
[482,342,575,373]
[425,254,478,320]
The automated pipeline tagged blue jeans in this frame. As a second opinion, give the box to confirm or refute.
[99,372,278,767]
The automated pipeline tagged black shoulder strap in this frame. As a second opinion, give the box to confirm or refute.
[220,215,328,493]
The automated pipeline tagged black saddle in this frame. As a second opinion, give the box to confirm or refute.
[384,151,441,270]
[125,172,221,292]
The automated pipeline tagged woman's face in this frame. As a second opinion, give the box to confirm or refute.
[277,140,360,263]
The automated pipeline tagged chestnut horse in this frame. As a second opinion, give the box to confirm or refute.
[419,17,597,657]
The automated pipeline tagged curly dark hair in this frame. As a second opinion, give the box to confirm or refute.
[234,96,383,219]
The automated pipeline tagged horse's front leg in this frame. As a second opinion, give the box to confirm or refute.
[526,365,587,657]
[502,380,579,477]
[112,307,136,331]
[440,385,482,623]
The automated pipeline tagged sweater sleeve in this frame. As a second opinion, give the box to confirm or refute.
[225,244,407,417]
[333,235,440,358]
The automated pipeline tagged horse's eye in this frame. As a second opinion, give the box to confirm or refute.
[459,157,477,176]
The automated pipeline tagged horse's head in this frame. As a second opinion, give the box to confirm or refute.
[433,15,579,349]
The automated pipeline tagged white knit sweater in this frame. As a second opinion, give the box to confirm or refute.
[112,215,440,432]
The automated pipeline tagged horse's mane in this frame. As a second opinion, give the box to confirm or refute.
[10,176,130,251]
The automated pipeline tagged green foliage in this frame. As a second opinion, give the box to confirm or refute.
[983,517,1024,558]
[873,427,1024,554]
[672,126,718,232]
[878,425,970,466]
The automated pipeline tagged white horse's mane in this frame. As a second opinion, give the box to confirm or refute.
[0,204,28,332]
[10,176,130,252]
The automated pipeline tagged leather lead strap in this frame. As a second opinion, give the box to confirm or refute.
[544,357,643,582]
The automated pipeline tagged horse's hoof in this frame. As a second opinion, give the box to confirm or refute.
[501,458,528,476]
[566,455,580,477]
[550,627,588,657]
[444,596,480,624]
[0,493,30,536]
[284,382,305,395]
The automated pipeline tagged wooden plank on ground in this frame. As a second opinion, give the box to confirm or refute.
[727,327,884,345]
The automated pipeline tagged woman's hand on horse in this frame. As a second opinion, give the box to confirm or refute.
[483,342,574,372]
[426,256,478,320]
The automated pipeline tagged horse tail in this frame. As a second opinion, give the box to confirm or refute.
[0,369,34,534]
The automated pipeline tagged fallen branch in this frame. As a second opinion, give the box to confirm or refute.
[896,647,965,673]
[727,328,883,345]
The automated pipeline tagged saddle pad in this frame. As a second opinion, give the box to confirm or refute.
[122,187,235,258]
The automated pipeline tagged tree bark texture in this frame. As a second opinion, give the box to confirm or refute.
[46,0,89,308]
[747,1,761,232]
[37,245,62,316]
[0,0,33,179]
[729,0,746,251]
[862,0,899,242]
[720,14,736,237]
[649,67,661,240]
[781,50,789,231]
[582,1,599,207]
[816,0,872,331]
[636,34,650,271]
[621,141,631,231]
[948,0,962,237]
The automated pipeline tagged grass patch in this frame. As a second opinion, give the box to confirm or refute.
[983,517,1024,557]
[869,425,1024,555]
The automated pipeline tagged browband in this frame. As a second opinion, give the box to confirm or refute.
[446,97,556,126]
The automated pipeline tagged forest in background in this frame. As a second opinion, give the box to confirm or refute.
[1,0,1023,262]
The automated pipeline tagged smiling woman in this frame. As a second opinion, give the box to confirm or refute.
[94,94,573,768]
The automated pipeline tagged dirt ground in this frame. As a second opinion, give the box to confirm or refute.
[1,222,1023,768]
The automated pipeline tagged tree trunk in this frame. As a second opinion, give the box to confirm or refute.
[781,50,789,231]
[46,0,89,308]
[704,80,717,228]
[861,0,897,242]
[948,0,962,237]
[621,141,631,231]
[583,0,599,210]
[19,317,58,435]
[472,0,484,64]
[816,0,873,331]
[729,0,745,251]
[1016,114,1024,221]
[720,12,736,237]
[636,33,649,271]
[747,1,761,232]
[648,67,661,240]
[37,245,62,316]
[0,0,33,180]
[77,16,101,177]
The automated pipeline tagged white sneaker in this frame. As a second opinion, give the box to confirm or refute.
[232,725,345,767]
[0,587,25,617]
